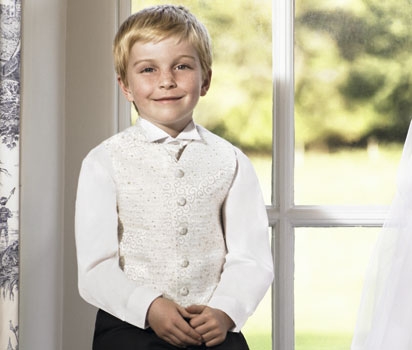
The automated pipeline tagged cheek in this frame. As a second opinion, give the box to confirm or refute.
[184,75,203,94]
[129,82,152,100]
[176,70,202,87]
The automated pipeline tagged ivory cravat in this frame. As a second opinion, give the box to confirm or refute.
[162,141,188,161]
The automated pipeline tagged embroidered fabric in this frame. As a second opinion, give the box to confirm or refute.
[103,123,237,307]
[162,141,188,161]
[352,120,412,350]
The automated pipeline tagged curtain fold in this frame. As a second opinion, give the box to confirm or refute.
[0,1,21,349]
[351,120,412,350]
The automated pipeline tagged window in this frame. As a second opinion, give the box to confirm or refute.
[119,1,410,349]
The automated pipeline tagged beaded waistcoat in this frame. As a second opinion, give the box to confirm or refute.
[103,123,237,307]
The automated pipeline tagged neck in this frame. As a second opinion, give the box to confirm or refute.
[140,117,192,138]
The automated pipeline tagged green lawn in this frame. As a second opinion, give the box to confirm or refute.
[244,332,271,350]
[249,143,402,205]
[242,144,403,350]
[243,332,353,350]
[295,333,353,350]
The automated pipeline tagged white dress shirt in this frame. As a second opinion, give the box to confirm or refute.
[75,118,274,332]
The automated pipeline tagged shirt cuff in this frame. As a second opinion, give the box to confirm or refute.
[207,295,248,332]
[125,286,162,329]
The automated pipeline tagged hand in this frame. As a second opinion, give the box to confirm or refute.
[186,305,235,347]
[147,297,203,348]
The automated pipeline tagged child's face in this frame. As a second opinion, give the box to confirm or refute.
[119,37,211,135]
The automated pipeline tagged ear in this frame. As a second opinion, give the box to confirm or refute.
[117,76,134,102]
[200,69,212,97]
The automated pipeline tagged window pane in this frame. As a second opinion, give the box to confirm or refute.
[294,0,411,204]
[131,0,273,204]
[243,287,272,350]
[242,227,273,350]
[295,227,379,350]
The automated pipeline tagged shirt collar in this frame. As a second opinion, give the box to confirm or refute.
[137,117,202,143]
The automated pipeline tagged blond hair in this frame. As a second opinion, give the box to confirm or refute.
[114,5,212,86]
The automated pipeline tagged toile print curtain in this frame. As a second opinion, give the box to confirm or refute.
[0,0,21,349]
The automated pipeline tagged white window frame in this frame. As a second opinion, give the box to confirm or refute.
[272,1,388,350]
[117,1,389,349]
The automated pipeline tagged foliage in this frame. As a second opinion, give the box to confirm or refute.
[0,240,19,300]
[295,0,412,148]
[132,0,412,151]
[0,4,21,150]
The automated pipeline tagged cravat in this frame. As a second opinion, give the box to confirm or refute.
[163,141,187,161]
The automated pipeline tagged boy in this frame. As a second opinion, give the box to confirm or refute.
[75,5,273,350]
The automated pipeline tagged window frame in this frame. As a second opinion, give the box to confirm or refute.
[272,1,388,349]
[117,1,390,349]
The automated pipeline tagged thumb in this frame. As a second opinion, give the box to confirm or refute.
[186,304,206,315]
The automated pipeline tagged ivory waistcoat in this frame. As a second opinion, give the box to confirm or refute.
[103,123,237,307]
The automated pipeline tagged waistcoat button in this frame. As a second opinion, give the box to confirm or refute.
[179,227,188,235]
[177,198,186,206]
[181,259,189,268]
[175,169,185,178]
[180,287,189,296]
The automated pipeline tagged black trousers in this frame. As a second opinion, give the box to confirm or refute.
[93,309,249,350]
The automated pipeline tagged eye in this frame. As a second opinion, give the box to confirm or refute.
[140,67,154,73]
[176,64,190,70]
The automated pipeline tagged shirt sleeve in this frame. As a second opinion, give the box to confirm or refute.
[207,147,274,332]
[75,145,161,329]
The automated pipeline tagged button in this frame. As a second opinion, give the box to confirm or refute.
[175,169,185,178]
[180,287,189,296]
[177,198,186,206]
[181,259,189,268]
[178,227,188,235]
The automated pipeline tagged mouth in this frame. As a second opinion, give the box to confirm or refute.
[153,96,183,103]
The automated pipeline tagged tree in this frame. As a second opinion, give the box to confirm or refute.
[295,0,412,148]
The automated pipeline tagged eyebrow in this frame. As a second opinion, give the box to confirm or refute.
[132,55,197,68]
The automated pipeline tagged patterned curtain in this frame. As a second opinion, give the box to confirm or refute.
[0,0,21,349]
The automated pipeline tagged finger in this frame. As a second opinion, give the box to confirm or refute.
[189,314,208,328]
[175,318,203,343]
[186,304,206,314]
[164,334,185,348]
[162,333,182,347]
[172,324,202,346]
[194,323,216,338]
[196,328,222,342]
[205,335,226,347]
[177,305,193,319]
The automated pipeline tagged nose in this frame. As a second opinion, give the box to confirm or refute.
[159,70,177,89]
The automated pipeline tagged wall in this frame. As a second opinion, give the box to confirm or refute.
[20,1,119,349]
[20,0,67,349]
[63,1,118,349]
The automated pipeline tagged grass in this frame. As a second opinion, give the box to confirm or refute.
[242,144,403,350]
[244,332,271,350]
[295,332,353,350]
[242,332,353,350]
[249,143,403,205]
